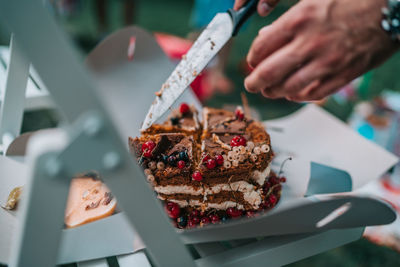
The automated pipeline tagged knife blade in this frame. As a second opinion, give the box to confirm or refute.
[141,0,258,131]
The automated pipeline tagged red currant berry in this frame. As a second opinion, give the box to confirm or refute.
[177,160,186,169]
[189,210,200,219]
[261,201,270,209]
[143,150,152,158]
[269,194,277,206]
[263,182,271,193]
[280,177,287,183]
[179,103,190,114]
[269,176,279,185]
[215,155,224,165]
[188,216,200,228]
[202,154,211,163]
[142,140,156,158]
[165,202,180,219]
[201,217,211,225]
[192,171,203,181]
[209,214,220,224]
[187,220,196,228]
[235,107,244,121]
[230,135,247,147]
[206,159,217,169]
[226,207,243,218]
[191,216,200,224]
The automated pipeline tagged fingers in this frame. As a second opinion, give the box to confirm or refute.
[257,0,271,17]
[235,0,279,16]
[288,75,348,102]
[247,24,292,68]
[282,61,330,95]
[245,38,308,97]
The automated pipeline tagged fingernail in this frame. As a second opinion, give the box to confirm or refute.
[259,3,271,16]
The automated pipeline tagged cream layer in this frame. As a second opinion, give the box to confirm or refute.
[155,165,271,210]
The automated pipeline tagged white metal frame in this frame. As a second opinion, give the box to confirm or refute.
[0,36,55,154]
[0,35,29,152]
[0,1,372,267]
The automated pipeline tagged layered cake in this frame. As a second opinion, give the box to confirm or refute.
[130,103,284,228]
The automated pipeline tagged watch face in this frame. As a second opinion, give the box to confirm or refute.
[382,1,400,41]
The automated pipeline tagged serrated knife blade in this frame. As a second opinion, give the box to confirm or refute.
[141,0,257,131]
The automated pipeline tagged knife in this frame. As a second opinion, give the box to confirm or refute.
[141,0,258,131]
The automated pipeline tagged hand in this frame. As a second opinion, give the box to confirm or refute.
[234,0,280,16]
[244,0,399,101]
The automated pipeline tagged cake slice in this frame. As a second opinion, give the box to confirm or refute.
[130,103,283,228]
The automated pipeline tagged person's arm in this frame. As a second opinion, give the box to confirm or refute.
[239,0,399,101]
[234,0,280,17]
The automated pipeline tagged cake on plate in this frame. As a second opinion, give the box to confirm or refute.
[130,103,284,228]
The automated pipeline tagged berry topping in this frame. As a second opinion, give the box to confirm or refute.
[235,107,244,120]
[215,155,224,165]
[170,117,180,125]
[189,210,200,219]
[142,140,156,158]
[202,154,211,163]
[221,216,229,222]
[263,182,271,193]
[269,194,277,205]
[200,217,211,225]
[192,171,203,181]
[167,155,177,166]
[187,220,196,228]
[178,151,189,161]
[177,216,188,228]
[177,160,186,169]
[206,159,217,169]
[179,103,190,114]
[161,154,169,164]
[209,214,220,224]
[226,207,243,218]
[269,176,279,185]
[280,177,287,183]
[230,135,247,147]
[188,216,200,228]
[165,202,180,219]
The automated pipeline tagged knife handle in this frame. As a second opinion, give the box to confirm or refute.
[228,0,258,36]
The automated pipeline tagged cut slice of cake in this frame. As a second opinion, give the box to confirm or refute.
[130,103,284,228]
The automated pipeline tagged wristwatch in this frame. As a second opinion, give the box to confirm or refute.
[382,0,400,41]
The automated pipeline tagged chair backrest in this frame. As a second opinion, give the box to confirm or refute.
[0,1,196,266]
